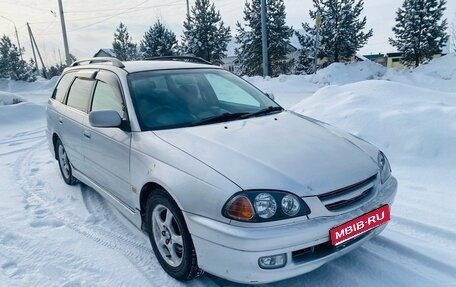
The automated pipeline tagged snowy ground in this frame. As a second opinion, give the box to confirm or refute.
[1,56,456,286]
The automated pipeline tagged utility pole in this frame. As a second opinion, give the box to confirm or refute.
[27,23,47,78]
[27,23,39,71]
[314,11,321,74]
[57,0,71,66]
[186,0,190,19]
[0,16,23,61]
[261,0,269,77]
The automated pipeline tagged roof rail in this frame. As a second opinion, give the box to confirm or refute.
[145,56,212,65]
[70,57,125,68]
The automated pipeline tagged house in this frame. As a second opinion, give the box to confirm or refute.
[222,36,300,74]
[386,52,406,69]
[93,49,116,58]
[386,52,445,69]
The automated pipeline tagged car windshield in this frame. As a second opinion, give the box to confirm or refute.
[128,69,282,131]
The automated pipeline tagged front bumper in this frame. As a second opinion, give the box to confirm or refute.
[185,176,397,284]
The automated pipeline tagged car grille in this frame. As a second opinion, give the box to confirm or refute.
[318,174,377,212]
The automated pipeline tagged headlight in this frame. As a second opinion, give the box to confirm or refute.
[378,151,392,184]
[281,194,301,216]
[254,193,277,219]
[223,191,310,222]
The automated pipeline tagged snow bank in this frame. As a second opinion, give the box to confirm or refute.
[0,76,58,94]
[292,80,456,166]
[383,54,456,93]
[311,60,387,85]
[0,91,26,105]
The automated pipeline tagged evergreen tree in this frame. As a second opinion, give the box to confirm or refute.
[47,54,77,78]
[140,20,178,58]
[0,35,36,82]
[295,27,317,74]
[297,0,372,67]
[181,0,231,65]
[112,22,140,61]
[390,0,448,67]
[235,0,294,77]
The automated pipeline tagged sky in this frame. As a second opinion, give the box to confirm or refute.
[0,0,455,66]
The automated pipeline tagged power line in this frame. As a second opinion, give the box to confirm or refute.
[34,0,183,35]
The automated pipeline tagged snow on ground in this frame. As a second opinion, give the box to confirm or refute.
[0,56,455,286]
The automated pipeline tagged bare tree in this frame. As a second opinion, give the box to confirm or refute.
[450,14,456,53]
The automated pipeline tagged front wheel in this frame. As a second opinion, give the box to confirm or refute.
[146,190,201,281]
[56,138,77,185]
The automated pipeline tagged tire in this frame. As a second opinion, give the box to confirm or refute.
[145,190,201,281]
[56,138,78,185]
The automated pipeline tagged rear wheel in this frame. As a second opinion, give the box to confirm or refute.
[56,138,77,185]
[145,190,201,280]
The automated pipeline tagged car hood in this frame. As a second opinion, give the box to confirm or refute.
[154,111,379,196]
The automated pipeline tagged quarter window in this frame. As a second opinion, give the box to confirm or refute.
[53,72,75,102]
[66,78,94,113]
[91,81,125,118]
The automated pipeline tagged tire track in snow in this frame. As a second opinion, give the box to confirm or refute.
[364,236,456,284]
[13,139,181,286]
[392,215,456,242]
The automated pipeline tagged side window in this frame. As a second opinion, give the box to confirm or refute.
[53,72,75,102]
[205,73,260,107]
[66,78,94,113]
[91,81,125,118]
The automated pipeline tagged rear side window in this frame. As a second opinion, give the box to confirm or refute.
[91,81,125,118]
[66,78,94,113]
[53,72,75,102]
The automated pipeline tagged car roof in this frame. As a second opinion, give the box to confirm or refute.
[122,60,221,73]
[66,59,222,74]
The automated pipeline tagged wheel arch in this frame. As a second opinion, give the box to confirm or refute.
[139,182,183,230]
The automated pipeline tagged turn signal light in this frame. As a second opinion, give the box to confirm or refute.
[225,195,255,220]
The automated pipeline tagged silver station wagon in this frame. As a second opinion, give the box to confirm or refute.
[46,57,397,284]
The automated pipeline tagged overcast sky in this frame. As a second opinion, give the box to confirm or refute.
[1,0,455,66]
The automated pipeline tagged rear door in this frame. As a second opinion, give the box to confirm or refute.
[82,70,133,209]
[57,71,96,172]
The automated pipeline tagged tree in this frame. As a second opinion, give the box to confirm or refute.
[390,0,449,67]
[0,35,36,82]
[235,0,294,77]
[181,0,231,65]
[47,54,77,78]
[450,14,456,53]
[297,0,372,67]
[295,27,318,74]
[112,22,140,61]
[140,20,178,58]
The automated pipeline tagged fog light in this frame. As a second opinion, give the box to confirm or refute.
[258,253,287,269]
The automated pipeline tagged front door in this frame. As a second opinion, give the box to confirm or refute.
[82,70,133,209]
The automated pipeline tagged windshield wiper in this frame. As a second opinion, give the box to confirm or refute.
[190,112,249,127]
[239,106,283,119]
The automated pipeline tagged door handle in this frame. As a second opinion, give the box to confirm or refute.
[83,130,91,139]
[58,117,63,124]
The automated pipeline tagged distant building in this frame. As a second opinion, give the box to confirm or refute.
[364,53,387,67]
[222,36,300,74]
[93,49,116,58]
[386,52,406,69]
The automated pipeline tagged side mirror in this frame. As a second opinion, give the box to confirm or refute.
[265,92,275,101]
[89,110,122,128]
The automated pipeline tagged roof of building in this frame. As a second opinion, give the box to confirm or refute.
[364,53,385,61]
[93,49,116,57]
